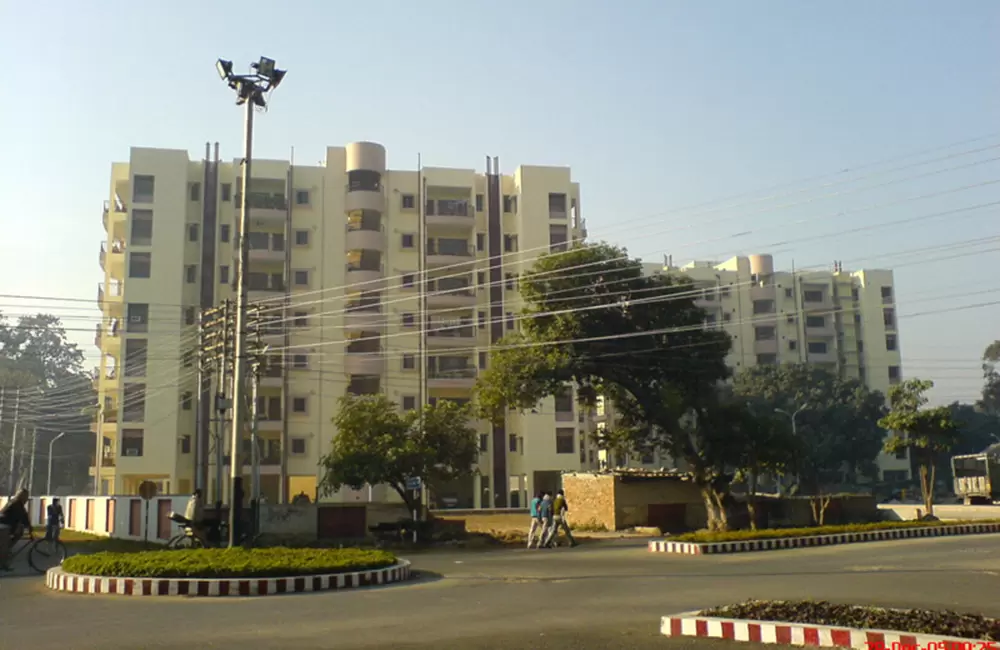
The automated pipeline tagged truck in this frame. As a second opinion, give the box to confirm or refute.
[951,443,1000,504]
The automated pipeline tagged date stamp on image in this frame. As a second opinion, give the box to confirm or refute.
[866,642,998,650]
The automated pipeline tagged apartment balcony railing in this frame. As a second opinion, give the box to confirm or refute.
[426,244,474,257]
[97,282,124,308]
[99,239,126,271]
[234,193,288,211]
[425,200,471,217]
[429,367,477,379]
[427,323,475,338]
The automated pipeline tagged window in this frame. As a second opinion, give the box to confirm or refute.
[294,230,310,246]
[788,340,798,351]
[786,314,795,324]
[189,183,201,202]
[188,223,199,242]
[475,194,484,212]
[478,311,486,329]
[720,286,731,298]
[293,312,308,327]
[180,436,191,454]
[503,234,518,252]
[402,313,415,327]
[292,354,308,369]
[181,392,193,411]
[401,233,415,249]
[881,286,893,303]
[888,365,901,383]
[401,194,415,210]
[807,341,828,354]
[548,193,568,218]
[402,354,416,370]
[723,312,732,322]
[477,271,486,286]
[292,397,308,414]
[121,429,144,456]
[220,224,231,243]
[131,209,153,246]
[185,307,195,326]
[803,290,824,303]
[293,270,310,286]
[402,396,416,411]
[784,288,793,298]
[505,273,516,291]
[883,308,896,329]
[476,233,485,252]
[129,252,152,278]
[852,287,860,301]
[133,175,154,203]
[219,265,230,285]
[756,353,778,365]
[126,303,149,333]
[503,195,518,213]
[754,326,776,341]
[290,438,307,455]
[805,315,825,328]
[295,190,310,205]
[185,265,196,284]
[124,339,148,377]
[886,334,898,351]
[554,388,573,415]
[509,433,518,452]
[479,434,489,452]
[221,183,232,202]
[122,384,146,422]
[752,300,774,314]
[556,428,575,454]
[402,274,415,288]
[549,225,569,252]
[506,312,515,330]
[479,351,487,369]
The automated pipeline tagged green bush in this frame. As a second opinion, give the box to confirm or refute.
[670,519,1000,543]
[701,600,1000,641]
[61,547,397,579]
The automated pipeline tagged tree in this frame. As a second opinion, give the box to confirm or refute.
[978,341,1000,414]
[318,394,479,512]
[880,379,960,518]
[474,243,736,527]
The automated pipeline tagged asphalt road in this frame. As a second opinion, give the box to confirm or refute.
[2,534,1000,650]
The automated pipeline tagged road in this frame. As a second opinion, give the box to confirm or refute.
[2,534,1000,650]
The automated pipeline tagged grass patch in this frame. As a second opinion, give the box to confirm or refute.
[61,547,397,579]
[701,600,1000,641]
[670,519,1000,543]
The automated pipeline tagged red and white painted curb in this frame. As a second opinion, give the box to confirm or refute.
[661,612,986,649]
[45,560,412,597]
[649,522,1000,555]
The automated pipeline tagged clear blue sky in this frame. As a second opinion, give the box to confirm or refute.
[0,0,997,404]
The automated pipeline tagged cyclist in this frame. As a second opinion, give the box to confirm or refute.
[0,489,32,571]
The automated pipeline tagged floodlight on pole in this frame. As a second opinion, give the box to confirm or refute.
[216,56,286,548]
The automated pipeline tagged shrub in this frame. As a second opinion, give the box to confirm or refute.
[61,547,397,579]
[701,600,1000,641]
[670,519,1000,543]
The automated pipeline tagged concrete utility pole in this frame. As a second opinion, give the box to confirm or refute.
[216,56,285,548]
[47,432,66,495]
[8,388,20,494]
[27,427,37,493]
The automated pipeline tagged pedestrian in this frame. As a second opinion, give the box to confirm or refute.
[184,489,208,546]
[45,498,65,542]
[543,489,578,548]
[527,492,544,549]
[537,492,554,549]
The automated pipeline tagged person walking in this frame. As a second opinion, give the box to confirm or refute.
[543,489,578,548]
[526,492,544,549]
[0,489,32,571]
[536,492,554,549]
[45,498,65,542]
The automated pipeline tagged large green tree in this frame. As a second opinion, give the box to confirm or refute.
[978,341,1000,414]
[733,364,888,492]
[880,379,960,518]
[319,394,478,511]
[475,244,738,528]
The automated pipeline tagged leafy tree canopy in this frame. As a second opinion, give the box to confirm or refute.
[977,340,1000,414]
[319,394,479,510]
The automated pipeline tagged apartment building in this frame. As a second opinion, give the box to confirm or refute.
[596,253,911,482]
[94,141,596,506]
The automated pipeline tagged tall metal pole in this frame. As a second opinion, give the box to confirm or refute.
[93,404,103,495]
[215,301,231,509]
[249,358,260,536]
[8,388,20,494]
[27,427,37,493]
[47,432,66,495]
[228,99,254,547]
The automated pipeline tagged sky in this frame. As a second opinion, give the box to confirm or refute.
[0,0,997,405]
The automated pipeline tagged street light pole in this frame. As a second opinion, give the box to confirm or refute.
[216,57,285,547]
[775,405,808,494]
[47,432,66,495]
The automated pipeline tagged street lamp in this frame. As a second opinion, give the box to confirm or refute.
[774,405,808,494]
[216,56,286,548]
[47,432,66,495]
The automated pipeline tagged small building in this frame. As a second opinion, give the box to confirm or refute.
[561,469,706,532]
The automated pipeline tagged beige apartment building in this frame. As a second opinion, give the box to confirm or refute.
[596,253,911,483]
[94,141,598,506]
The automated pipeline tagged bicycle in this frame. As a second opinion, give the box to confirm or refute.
[7,530,68,574]
[166,513,259,549]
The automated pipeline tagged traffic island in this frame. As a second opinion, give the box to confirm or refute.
[661,600,999,648]
[46,547,411,597]
[649,520,1000,555]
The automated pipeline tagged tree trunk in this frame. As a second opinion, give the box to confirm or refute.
[700,485,729,531]
[919,463,936,518]
[809,493,832,526]
[747,472,759,531]
[392,484,417,515]
[711,490,729,531]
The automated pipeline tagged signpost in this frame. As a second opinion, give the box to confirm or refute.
[405,477,422,543]
[138,480,158,548]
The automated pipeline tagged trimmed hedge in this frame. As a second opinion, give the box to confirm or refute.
[701,600,1000,641]
[670,519,1000,543]
[60,547,397,579]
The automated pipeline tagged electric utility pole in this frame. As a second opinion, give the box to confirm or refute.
[7,388,20,494]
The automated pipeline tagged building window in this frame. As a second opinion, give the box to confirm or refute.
[883,308,896,329]
[185,265,197,283]
[129,252,152,278]
[784,288,793,298]
[475,194,484,212]
[221,183,232,202]
[554,388,573,415]
[402,396,416,411]
[479,434,489,452]
[180,436,191,454]
[477,271,486,286]
[401,194,415,210]
[290,438,307,455]
[402,354,416,370]
[756,353,777,365]
[752,300,774,314]
[888,365,901,383]
[754,326,776,341]
[122,384,146,423]
[805,315,825,328]
[886,334,898,351]
[479,351,487,369]
[807,341,828,354]
[295,190,310,205]
[503,234,518,252]
[293,311,308,327]
[219,265,230,285]
[294,230,310,246]
[121,429,144,456]
[556,428,575,454]
[189,183,201,202]
[123,339,148,377]
[402,274,415,288]
[881,286,893,303]
[292,397,308,413]
[220,224,231,243]
[185,307,196,325]
[131,209,153,246]
[803,290,824,303]
[292,354,308,369]
[293,270,310,286]
[476,233,486,252]
[788,340,798,351]
[133,175,155,203]
[401,233,415,249]
[722,312,732,322]
[548,193,567,218]
[181,392,193,411]
[505,273,516,291]
[478,311,486,329]
[506,312,515,330]
[402,313,415,327]
[509,433,518,452]
[126,303,149,333]
[188,224,199,242]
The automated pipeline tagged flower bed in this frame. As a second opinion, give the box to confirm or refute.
[700,600,1000,642]
[670,519,1000,544]
[60,547,397,579]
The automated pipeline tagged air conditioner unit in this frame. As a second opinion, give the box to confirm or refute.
[125,449,139,457]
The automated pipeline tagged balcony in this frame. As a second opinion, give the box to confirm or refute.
[345,352,384,375]
[345,263,384,289]
[428,366,477,389]
[345,183,384,213]
[248,245,286,264]
[427,323,476,348]
[102,198,126,232]
[345,226,385,253]
[97,282,124,313]
[427,243,475,268]
[426,285,477,308]
[426,199,474,229]
[99,239,126,276]
[94,322,121,350]
[258,417,282,433]
[753,338,778,355]
[344,305,384,332]
[260,364,283,388]
[235,192,288,224]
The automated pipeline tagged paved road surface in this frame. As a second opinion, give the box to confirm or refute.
[3,535,1000,649]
